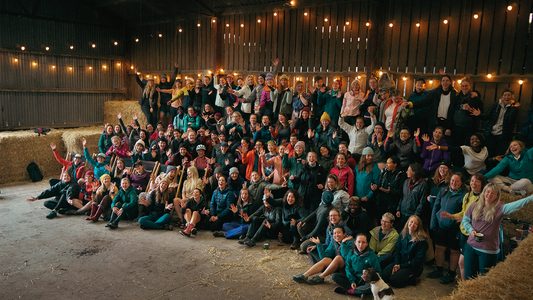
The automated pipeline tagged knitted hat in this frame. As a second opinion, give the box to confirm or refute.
[135,139,145,147]
[374,121,385,130]
[226,74,234,78]
[166,165,177,173]
[320,112,331,122]
[161,74,168,80]
[301,107,311,113]
[266,73,274,80]
[100,174,111,183]
[267,140,277,145]
[321,191,334,205]
[280,74,289,81]
[295,141,305,150]
[334,79,342,89]
[362,147,374,156]
[160,177,171,185]
[259,74,266,80]
[85,170,94,178]
[167,124,174,129]
[229,167,239,175]
[440,160,452,169]
[214,167,223,174]
[214,112,222,118]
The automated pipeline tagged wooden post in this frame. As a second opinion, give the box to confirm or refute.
[367,0,380,83]
[214,16,223,71]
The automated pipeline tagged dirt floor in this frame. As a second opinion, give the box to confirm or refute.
[1,180,457,300]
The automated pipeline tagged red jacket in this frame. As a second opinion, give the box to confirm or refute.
[106,143,131,158]
[242,149,263,181]
[53,150,85,180]
[330,165,354,196]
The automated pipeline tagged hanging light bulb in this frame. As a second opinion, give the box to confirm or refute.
[198,23,201,27]
[457,79,462,84]
[257,19,261,23]
[379,71,383,76]
[346,22,350,25]
[45,47,50,51]
[325,18,329,22]
[114,42,118,45]
[212,19,216,23]
[226,24,229,27]
[507,5,512,11]
[89,67,92,70]
[519,80,524,85]
[131,66,134,69]
[179,29,182,32]
[135,39,139,42]
[240,24,244,27]
[70,46,74,49]
[487,74,492,78]
[366,22,370,26]
[21,46,25,51]
[69,67,73,70]
[402,77,407,81]
[274,12,277,16]
[416,23,420,27]
[117,63,121,66]
[443,19,448,24]
[389,23,393,27]
[473,14,479,19]
[304,12,308,16]
[159,34,162,37]
[14,59,18,62]
[429,80,434,84]
[52,65,56,69]
[92,44,96,48]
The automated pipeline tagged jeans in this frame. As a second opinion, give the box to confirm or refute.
[138,213,171,229]
[141,103,156,127]
[463,242,499,279]
[246,217,280,240]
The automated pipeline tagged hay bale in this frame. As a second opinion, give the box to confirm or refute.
[104,100,147,128]
[500,192,533,241]
[0,129,66,184]
[62,126,102,155]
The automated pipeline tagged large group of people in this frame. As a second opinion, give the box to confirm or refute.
[27,61,533,296]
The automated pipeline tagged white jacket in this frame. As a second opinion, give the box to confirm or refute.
[339,115,376,155]
[232,85,253,114]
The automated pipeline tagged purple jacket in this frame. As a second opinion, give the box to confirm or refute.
[420,139,451,172]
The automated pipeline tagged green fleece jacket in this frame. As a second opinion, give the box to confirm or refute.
[111,186,138,211]
[341,243,381,284]
[369,226,399,257]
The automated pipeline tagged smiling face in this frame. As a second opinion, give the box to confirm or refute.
[249,114,257,124]
[349,200,360,213]
[333,227,346,243]
[192,189,201,200]
[484,187,499,205]
[251,172,260,183]
[365,154,373,164]
[374,125,384,135]
[329,210,341,225]
[415,80,426,93]
[433,128,443,142]
[262,116,270,126]
[351,81,360,92]
[230,172,238,180]
[470,176,482,194]
[336,154,346,167]
[381,217,392,231]
[218,176,227,190]
[332,81,339,90]
[241,189,249,201]
[266,78,274,86]
[509,141,522,156]
[438,164,449,178]
[321,119,330,128]
[407,217,419,234]
[470,135,481,148]
[258,76,265,85]
[355,235,368,252]
[280,78,288,88]
[460,81,471,94]
[296,82,304,93]
[502,91,513,104]
[246,77,254,85]
[319,146,329,157]
[120,178,130,190]
[326,177,336,190]
[159,181,169,192]
[286,192,296,205]
[441,76,451,90]
[307,152,317,164]
[106,125,113,135]
[399,129,410,141]
[267,142,276,153]
[355,118,365,130]
[369,78,377,89]
[450,174,462,190]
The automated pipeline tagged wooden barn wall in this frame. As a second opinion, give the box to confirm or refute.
[0,1,126,130]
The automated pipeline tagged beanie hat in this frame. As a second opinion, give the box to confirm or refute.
[166,165,177,173]
[226,74,234,79]
[280,74,289,81]
[321,191,334,205]
[295,141,305,150]
[301,107,311,113]
[161,74,168,80]
[135,139,145,147]
[362,147,374,156]
[229,167,239,175]
[100,174,111,183]
[320,112,331,122]
[85,170,94,178]
[440,160,452,169]
[97,153,106,158]
[374,121,385,130]
[259,74,266,80]
[334,79,342,89]
[266,73,274,80]
[214,167,223,174]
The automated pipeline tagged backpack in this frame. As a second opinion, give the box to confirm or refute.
[27,162,43,182]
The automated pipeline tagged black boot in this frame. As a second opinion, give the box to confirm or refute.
[109,213,122,229]
[133,205,147,222]
[106,212,117,228]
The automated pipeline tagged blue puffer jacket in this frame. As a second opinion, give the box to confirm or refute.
[485,147,533,183]
[210,187,236,219]
[430,185,468,230]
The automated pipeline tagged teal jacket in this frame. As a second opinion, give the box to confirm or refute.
[318,90,343,121]
[485,147,533,182]
[99,134,113,154]
[183,114,201,131]
[317,238,354,260]
[282,152,307,189]
[354,164,381,199]
[83,148,109,180]
[112,186,138,211]
[341,243,381,284]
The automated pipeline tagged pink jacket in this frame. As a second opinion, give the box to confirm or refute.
[261,154,284,185]
[341,91,365,117]
[106,142,131,158]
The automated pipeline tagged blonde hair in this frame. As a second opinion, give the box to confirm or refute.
[245,75,256,85]
[382,212,395,223]
[401,215,428,242]
[183,167,203,198]
[472,183,501,223]
[432,165,452,185]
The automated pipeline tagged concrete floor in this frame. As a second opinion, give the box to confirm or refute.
[0,180,456,300]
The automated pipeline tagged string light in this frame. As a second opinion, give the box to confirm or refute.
[45,47,50,51]
[135,39,139,42]
[226,24,229,27]
[32,62,37,66]
[402,77,407,81]
[304,12,308,16]
[324,18,328,22]
[241,24,244,27]
[389,23,393,27]
[519,80,524,85]
[487,74,492,78]
[198,73,201,77]
[366,22,370,26]
[70,46,74,49]
[114,42,118,45]
[137,72,141,75]
[117,63,121,66]
[220,68,224,72]
[197,23,201,27]
[507,5,512,11]
[14,59,18,62]
[69,67,73,71]
[457,79,462,84]
[346,22,350,25]
[274,12,277,16]
[52,65,56,69]
[21,46,25,51]
[443,19,448,24]
[131,66,134,69]
[258,19,261,23]
[290,0,295,5]
[416,23,420,27]
[103,65,107,69]
[429,80,434,84]
[357,76,361,79]
[378,71,383,76]
[234,73,237,76]
[92,44,96,48]
[179,29,182,32]
[158,34,162,37]
[473,14,479,19]
[89,67,92,70]
[212,19,216,23]
[208,71,212,74]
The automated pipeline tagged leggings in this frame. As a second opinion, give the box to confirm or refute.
[138,213,171,229]
[382,262,422,288]
[489,175,533,195]
[463,242,499,279]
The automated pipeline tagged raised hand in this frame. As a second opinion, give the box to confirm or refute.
[332,131,337,139]
[82,138,87,147]
[309,86,317,93]
[470,107,481,116]
[368,106,374,116]
[320,86,327,93]
[117,112,122,119]
[104,165,112,172]
[272,58,280,67]
[133,113,138,120]
[134,68,138,74]
[414,128,420,137]
[387,130,394,138]
[264,187,271,199]
[50,142,56,150]
[174,62,179,68]
[229,203,238,213]
[232,101,239,108]
[421,134,430,142]
[126,151,134,157]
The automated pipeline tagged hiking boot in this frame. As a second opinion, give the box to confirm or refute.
[180,224,192,237]
[334,286,348,295]
[277,233,284,246]
[440,273,455,284]
[90,205,104,222]
[238,235,246,240]
[307,275,324,285]
[290,242,300,250]
[244,239,256,247]
[190,227,197,237]
[427,269,444,278]
[213,231,226,237]
[238,237,251,244]
[46,210,57,219]
[292,274,308,283]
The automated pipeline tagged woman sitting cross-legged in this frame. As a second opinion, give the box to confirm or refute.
[180,188,208,237]
[138,177,175,231]
[369,212,399,271]
[332,233,381,296]
[296,191,335,254]
[292,226,354,285]
[106,177,139,229]
[382,215,429,288]
[87,174,118,222]
[239,189,282,247]
[214,187,262,239]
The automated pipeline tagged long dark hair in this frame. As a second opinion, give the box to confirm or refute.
[283,189,304,207]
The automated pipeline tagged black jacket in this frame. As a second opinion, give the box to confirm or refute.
[375,169,407,214]
[397,179,429,218]
[480,100,519,137]
[157,67,179,105]
[38,179,80,201]
[411,86,458,132]
[453,90,483,128]
[135,75,159,108]
[342,209,372,238]
[291,163,327,197]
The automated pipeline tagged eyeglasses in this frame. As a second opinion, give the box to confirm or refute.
[381,220,391,224]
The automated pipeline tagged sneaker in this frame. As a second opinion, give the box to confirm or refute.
[440,273,455,285]
[108,222,118,229]
[244,239,256,247]
[511,189,527,197]
[307,275,324,285]
[334,286,348,294]
[292,274,308,283]
[238,237,251,244]
[277,233,284,246]
[46,210,57,219]
[427,269,444,278]
[290,242,300,250]
[213,231,226,237]
[238,235,246,240]
[180,230,191,237]
[191,228,197,237]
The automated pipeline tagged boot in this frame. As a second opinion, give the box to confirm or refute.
[90,205,104,222]
[109,213,122,229]
[133,205,147,222]
[86,203,98,220]
[105,212,117,228]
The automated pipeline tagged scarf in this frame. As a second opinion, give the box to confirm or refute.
[384,99,401,128]
[409,178,421,190]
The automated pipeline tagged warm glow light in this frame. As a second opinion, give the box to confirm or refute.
[487,74,492,78]
[212,19,216,23]
[197,23,201,27]
[258,19,261,23]
[21,46,26,51]
[131,66,134,69]
[429,80,434,84]
[32,62,37,66]
[357,76,361,79]
[137,72,141,75]
[346,22,350,25]
[159,34,162,37]
[69,67,73,70]
[416,23,420,27]
[379,71,383,76]
[14,59,18,62]
[457,80,462,84]
[241,24,244,27]
[402,77,407,81]
[52,65,55,69]
[135,39,139,42]
[519,80,524,85]
[208,70,212,74]
[304,12,308,16]
[325,18,328,22]
[114,42,118,45]
[290,0,295,5]
[89,67,92,70]
[366,22,370,26]
[226,24,229,27]
[45,47,50,51]
[220,68,224,72]
[198,73,201,77]
[103,65,107,69]
[274,12,277,16]
[389,23,393,27]
[234,73,237,76]
[117,63,121,66]
[179,29,182,32]
[507,5,512,11]
[443,19,448,24]
[70,46,74,49]
[473,14,479,19]
[92,44,96,48]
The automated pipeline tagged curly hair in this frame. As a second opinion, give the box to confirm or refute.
[283,189,304,208]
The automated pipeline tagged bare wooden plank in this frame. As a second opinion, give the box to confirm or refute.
[358,0,370,73]
[455,0,471,75]
[407,0,421,73]
[444,0,461,73]
[261,12,269,71]
[416,0,430,73]
[327,4,338,72]
[228,15,235,71]
[295,8,304,73]
[243,14,250,72]
[334,3,345,72]
[283,10,291,72]
[350,1,361,72]
[315,6,325,72]
[301,7,311,72]
[380,1,392,70]
[389,0,404,72]
[499,2,518,75]
[487,2,507,74]
[465,0,483,75]
[511,0,533,74]
[271,10,279,70]
[524,14,533,73]
[425,0,442,73]
[289,9,298,72]
[341,2,353,72]
[435,1,450,72]
[484,82,498,106]
[398,0,413,73]
[239,14,245,72]
[307,6,317,72]
[476,0,495,75]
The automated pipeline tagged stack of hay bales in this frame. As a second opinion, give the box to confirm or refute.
[0,126,102,184]
[104,100,146,128]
